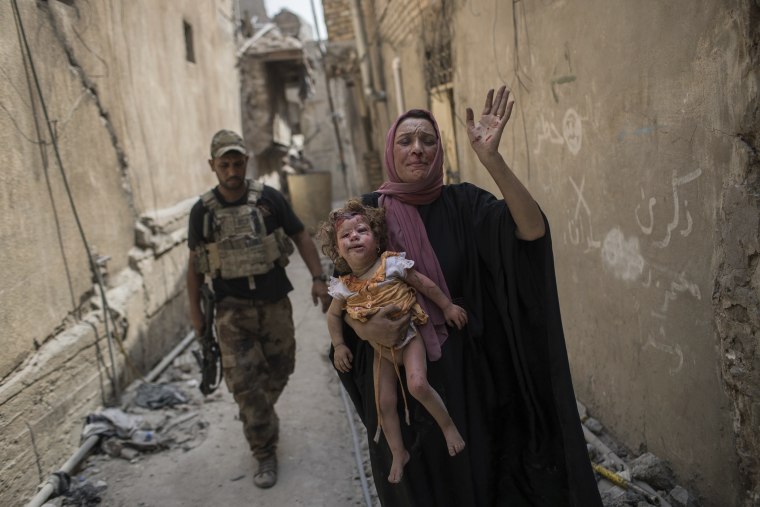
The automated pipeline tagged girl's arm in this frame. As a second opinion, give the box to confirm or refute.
[406,269,452,312]
[405,269,468,329]
[327,298,353,372]
[326,298,347,348]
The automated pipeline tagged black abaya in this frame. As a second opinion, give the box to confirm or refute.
[333,183,602,507]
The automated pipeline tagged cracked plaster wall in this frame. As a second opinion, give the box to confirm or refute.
[358,0,760,505]
[0,1,241,503]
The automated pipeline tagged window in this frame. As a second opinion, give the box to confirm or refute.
[423,3,452,90]
[184,20,195,63]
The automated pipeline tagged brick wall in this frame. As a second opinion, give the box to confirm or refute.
[372,0,430,48]
[322,0,354,42]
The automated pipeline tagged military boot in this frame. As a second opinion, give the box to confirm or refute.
[253,454,277,489]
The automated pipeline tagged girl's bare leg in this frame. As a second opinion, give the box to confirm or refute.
[375,355,410,482]
[403,335,466,456]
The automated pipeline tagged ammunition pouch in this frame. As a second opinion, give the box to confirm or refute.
[273,227,294,267]
[194,180,294,279]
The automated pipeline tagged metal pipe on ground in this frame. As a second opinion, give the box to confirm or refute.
[592,463,669,505]
[25,435,100,507]
[144,331,197,383]
[25,331,197,507]
[582,424,628,471]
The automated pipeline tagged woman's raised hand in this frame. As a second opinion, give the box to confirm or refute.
[465,86,514,163]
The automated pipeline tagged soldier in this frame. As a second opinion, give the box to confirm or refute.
[186,129,330,489]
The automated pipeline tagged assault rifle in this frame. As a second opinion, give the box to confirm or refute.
[192,284,223,395]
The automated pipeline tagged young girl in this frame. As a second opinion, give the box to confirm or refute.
[319,199,468,484]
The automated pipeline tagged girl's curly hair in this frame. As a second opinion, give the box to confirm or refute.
[317,199,387,273]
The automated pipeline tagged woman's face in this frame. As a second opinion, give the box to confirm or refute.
[392,117,438,183]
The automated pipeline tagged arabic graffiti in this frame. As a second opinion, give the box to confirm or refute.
[644,325,684,375]
[566,175,601,251]
[535,108,582,155]
[562,108,582,155]
[635,168,701,248]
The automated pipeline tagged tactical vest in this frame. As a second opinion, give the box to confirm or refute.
[194,180,294,286]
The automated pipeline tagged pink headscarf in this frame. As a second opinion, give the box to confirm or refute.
[377,109,450,361]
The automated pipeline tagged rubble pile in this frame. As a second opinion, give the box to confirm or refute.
[41,347,215,507]
[578,401,700,507]
[41,345,700,506]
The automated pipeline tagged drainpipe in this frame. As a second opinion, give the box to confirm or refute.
[25,435,101,507]
[392,57,404,116]
[310,0,351,196]
[348,0,381,100]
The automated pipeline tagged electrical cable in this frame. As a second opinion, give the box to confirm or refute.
[12,0,145,402]
[84,320,114,405]
[13,0,79,310]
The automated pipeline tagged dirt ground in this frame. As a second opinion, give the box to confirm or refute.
[36,248,690,507]
[56,253,378,507]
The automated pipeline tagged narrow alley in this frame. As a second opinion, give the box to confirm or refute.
[47,253,377,507]
[33,251,697,507]
[2,1,758,506]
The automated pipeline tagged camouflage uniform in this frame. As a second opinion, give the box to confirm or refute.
[215,296,296,459]
[188,170,304,461]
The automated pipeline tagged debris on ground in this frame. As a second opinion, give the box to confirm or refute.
[132,382,189,410]
[578,400,701,506]
[56,341,699,507]
[58,346,213,503]
[61,479,107,506]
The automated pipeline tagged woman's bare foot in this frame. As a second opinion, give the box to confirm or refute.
[388,450,410,483]
[444,425,466,456]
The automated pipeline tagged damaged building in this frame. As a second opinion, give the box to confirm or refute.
[237,4,362,229]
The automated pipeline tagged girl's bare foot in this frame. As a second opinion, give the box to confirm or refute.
[444,425,466,456]
[388,450,410,483]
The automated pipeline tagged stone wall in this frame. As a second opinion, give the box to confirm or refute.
[714,4,760,503]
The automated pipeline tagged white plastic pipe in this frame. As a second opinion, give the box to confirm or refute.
[392,57,405,116]
[348,0,374,98]
[25,435,100,507]
[25,331,196,506]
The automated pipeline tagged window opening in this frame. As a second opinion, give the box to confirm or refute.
[184,20,195,63]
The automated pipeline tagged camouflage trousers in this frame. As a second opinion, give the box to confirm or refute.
[215,296,296,459]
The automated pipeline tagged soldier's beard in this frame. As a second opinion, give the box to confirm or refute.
[221,177,244,190]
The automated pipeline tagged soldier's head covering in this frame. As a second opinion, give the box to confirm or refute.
[210,130,247,158]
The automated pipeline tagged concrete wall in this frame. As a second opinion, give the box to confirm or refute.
[301,41,365,201]
[0,0,240,503]
[351,0,760,505]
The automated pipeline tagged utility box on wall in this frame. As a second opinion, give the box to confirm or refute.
[287,171,333,235]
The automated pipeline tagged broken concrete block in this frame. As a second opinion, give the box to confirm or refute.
[630,452,676,491]
[669,485,698,507]
[585,417,604,434]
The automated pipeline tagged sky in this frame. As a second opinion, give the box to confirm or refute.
[264,0,328,40]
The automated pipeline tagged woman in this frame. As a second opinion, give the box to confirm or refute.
[333,86,602,506]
